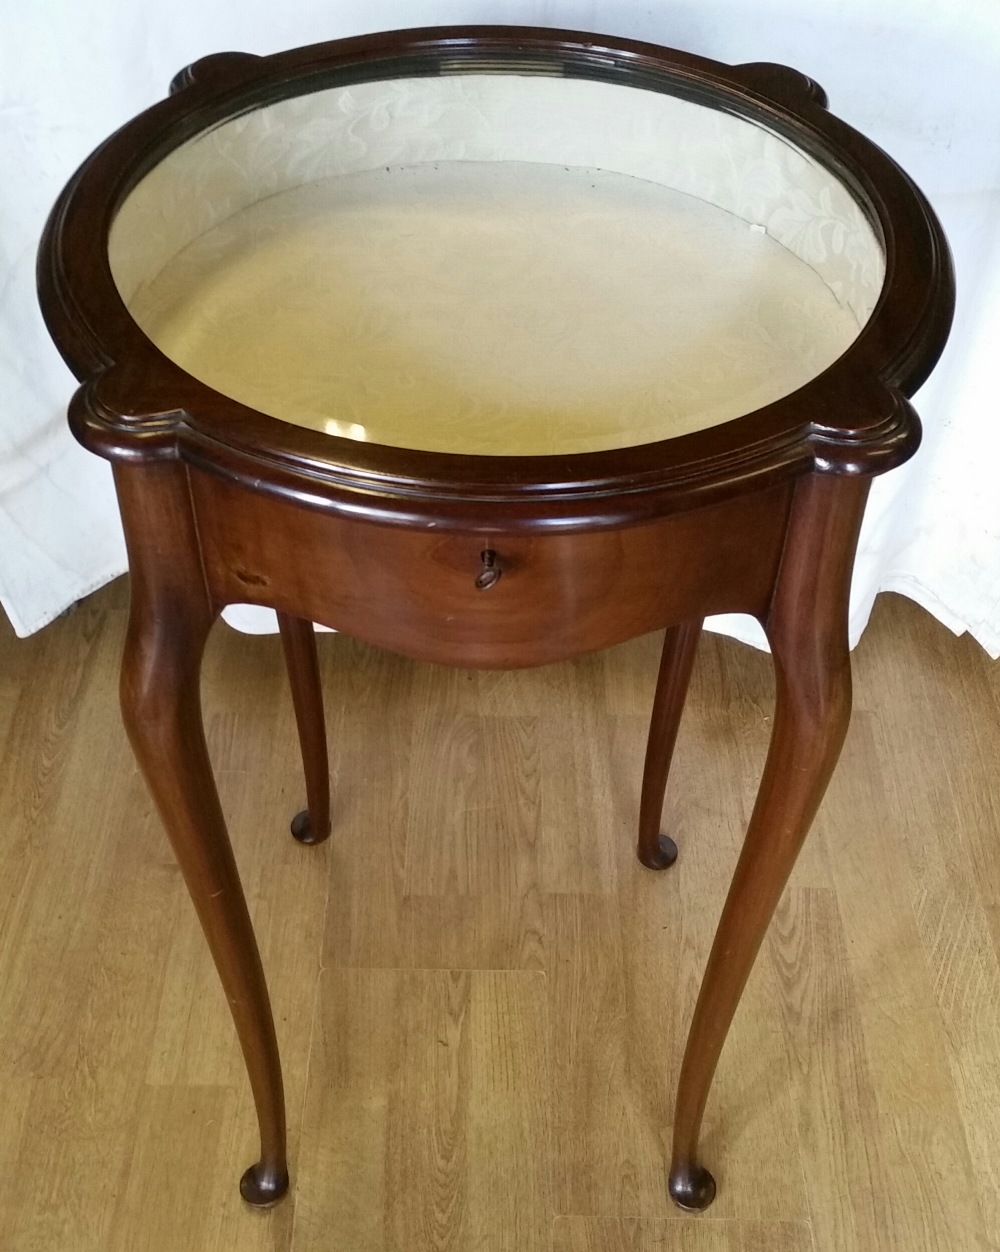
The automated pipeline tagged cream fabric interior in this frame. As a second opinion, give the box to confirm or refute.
[110,74,884,456]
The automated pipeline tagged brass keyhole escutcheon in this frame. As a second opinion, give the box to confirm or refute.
[475,549,502,590]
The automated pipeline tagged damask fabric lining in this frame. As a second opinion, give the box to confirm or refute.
[124,164,861,456]
[108,72,877,460]
[3,2,999,656]
[110,73,883,329]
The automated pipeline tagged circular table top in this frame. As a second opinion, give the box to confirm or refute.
[38,26,954,529]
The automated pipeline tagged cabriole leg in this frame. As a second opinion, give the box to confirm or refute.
[637,619,703,869]
[668,475,868,1211]
[277,613,331,846]
[118,506,288,1205]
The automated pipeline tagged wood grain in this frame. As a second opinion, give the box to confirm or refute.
[293,968,550,1251]
[2,585,999,1250]
[552,1216,814,1251]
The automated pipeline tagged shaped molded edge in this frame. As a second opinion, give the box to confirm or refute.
[805,382,921,476]
[68,371,188,464]
[169,51,263,96]
[734,61,829,110]
[66,369,920,536]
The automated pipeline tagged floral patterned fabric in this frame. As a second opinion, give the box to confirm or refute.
[112,74,883,331]
[123,159,862,455]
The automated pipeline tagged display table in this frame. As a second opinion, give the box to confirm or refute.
[37,26,953,1212]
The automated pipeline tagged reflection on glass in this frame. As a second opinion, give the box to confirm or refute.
[323,419,368,441]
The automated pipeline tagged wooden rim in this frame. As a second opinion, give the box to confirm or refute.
[38,25,955,530]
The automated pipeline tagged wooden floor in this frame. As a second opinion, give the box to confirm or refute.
[1,582,998,1251]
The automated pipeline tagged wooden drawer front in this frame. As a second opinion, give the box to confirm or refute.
[190,472,792,668]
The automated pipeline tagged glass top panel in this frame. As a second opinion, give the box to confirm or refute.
[110,74,883,456]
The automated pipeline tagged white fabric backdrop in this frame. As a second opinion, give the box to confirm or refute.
[3,0,998,653]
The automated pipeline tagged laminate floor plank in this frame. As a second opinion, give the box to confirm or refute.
[109,1084,235,1252]
[294,968,551,1252]
[857,611,1000,1244]
[805,715,989,1250]
[551,1215,815,1251]
[324,708,545,972]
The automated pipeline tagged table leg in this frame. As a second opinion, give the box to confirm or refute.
[667,474,867,1211]
[277,613,331,846]
[637,619,703,869]
[120,583,288,1207]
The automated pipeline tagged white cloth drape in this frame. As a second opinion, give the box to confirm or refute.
[3,1,998,653]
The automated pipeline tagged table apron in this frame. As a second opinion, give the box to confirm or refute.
[188,468,794,667]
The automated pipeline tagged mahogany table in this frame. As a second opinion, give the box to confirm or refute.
[38,26,953,1212]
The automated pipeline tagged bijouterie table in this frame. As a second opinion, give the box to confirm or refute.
[37,25,953,1213]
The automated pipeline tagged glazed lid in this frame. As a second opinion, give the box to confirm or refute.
[38,26,954,531]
